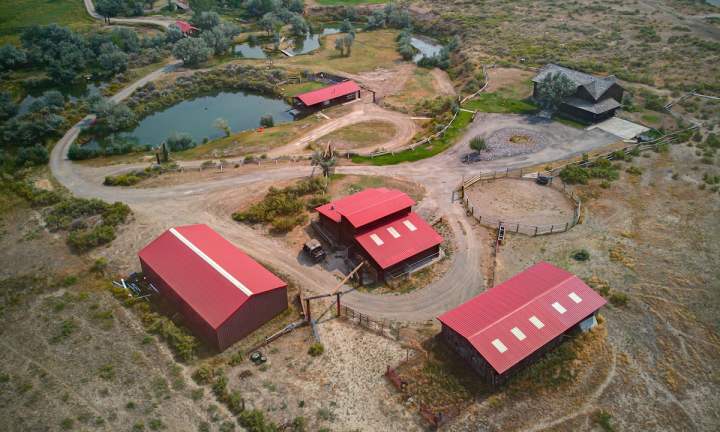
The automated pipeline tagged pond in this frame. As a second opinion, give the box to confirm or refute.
[287,27,340,56]
[233,41,267,59]
[90,90,293,150]
[410,36,443,63]
[18,81,106,115]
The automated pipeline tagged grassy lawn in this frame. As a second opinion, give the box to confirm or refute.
[383,67,437,113]
[315,0,388,5]
[311,120,397,150]
[281,81,326,97]
[0,0,96,44]
[463,92,538,115]
[352,110,474,165]
[175,115,323,160]
[283,29,401,74]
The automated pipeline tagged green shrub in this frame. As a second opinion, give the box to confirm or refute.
[270,214,307,233]
[469,136,487,151]
[592,409,615,432]
[143,312,198,361]
[626,166,643,176]
[308,342,324,357]
[260,114,274,128]
[67,225,117,252]
[238,409,277,432]
[609,291,629,307]
[559,164,590,184]
[571,249,590,261]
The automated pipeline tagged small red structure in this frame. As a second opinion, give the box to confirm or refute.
[139,224,288,351]
[315,188,442,281]
[175,20,199,35]
[294,81,361,109]
[437,262,606,386]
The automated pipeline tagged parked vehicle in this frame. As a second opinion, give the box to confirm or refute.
[303,239,326,262]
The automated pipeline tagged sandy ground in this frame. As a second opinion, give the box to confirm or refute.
[465,178,576,226]
[484,68,535,96]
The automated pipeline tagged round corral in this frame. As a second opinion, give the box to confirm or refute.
[465,178,576,227]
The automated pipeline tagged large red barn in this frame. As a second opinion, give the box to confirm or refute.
[294,81,361,109]
[314,188,443,281]
[139,224,288,351]
[438,262,606,386]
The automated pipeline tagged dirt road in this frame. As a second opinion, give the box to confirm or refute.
[267,99,418,157]
[49,65,621,322]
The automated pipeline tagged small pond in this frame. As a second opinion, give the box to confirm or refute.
[287,27,340,56]
[410,36,443,63]
[233,41,267,59]
[18,81,106,115]
[90,90,293,150]
[707,0,719,6]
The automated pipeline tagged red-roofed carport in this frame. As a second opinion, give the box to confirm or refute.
[438,262,606,386]
[294,81,361,109]
[139,224,287,351]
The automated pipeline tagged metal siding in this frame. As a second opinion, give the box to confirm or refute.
[438,262,606,374]
[216,287,288,351]
[316,188,416,229]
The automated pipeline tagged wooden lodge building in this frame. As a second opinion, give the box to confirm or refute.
[314,188,443,282]
[532,64,624,123]
[437,262,606,386]
[293,80,361,111]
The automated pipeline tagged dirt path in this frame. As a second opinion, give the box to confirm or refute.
[267,99,418,157]
[430,68,456,96]
[83,0,175,29]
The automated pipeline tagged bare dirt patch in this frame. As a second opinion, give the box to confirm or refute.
[310,119,398,150]
[465,178,576,226]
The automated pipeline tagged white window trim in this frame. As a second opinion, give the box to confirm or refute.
[511,327,527,341]
[403,220,417,232]
[552,302,567,314]
[568,292,582,304]
[370,233,384,246]
[529,315,545,329]
[387,227,401,238]
[491,338,508,353]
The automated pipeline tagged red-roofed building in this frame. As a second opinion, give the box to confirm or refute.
[294,81,361,109]
[437,262,606,386]
[175,20,199,35]
[314,188,443,281]
[139,224,287,351]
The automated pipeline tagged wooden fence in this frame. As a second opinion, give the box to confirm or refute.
[339,305,404,341]
[461,169,582,236]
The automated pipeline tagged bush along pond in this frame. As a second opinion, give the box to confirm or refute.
[71,65,298,160]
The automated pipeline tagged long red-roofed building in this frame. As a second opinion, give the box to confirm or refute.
[438,262,606,386]
[315,188,443,281]
[139,224,288,351]
[294,81,361,109]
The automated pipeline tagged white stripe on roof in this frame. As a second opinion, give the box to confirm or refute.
[529,315,545,329]
[552,301,567,314]
[491,338,508,353]
[370,233,384,246]
[387,227,401,238]
[403,220,417,232]
[510,327,526,341]
[568,292,582,303]
[169,228,253,297]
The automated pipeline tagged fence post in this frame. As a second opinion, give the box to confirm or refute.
[516,224,519,233]
[550,225,554,234]
[564,222,569,232]
[534,226,538,236]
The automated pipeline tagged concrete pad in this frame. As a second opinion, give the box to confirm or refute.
[587,117,649,140]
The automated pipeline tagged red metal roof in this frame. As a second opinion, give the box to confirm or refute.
[355,212,443,269]
[138,224,286,329]
[295,81,361,107]
[437,262,606,374]
[315,188,415,228]
[175,20,199,33]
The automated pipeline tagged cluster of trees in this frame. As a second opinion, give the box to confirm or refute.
[0,24,175,84]
[365,3,412,30]
[251,0,309,47]
[171,11,240,66]
[0,90,67,167]
[94,0,148,21]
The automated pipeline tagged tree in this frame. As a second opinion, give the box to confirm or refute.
[339,19,353,33]
[289,14,309,37]
[0,44,27,72]
[286,0,304,13]
[110,27,141,53]
[202,27,231,55]
[91,98,136,132]
[246,0,279,18]
[535,72,576,113]
[260,114,274,128]
[166,24,185,44]
[213,118,231,137]
[172,37,212,66]
[311,147,336,177]
[259,14,281,37]
[95,0,120,23]
[98,43,129,74]
[28,90,65,113]
[0,91,17,121]
[365,10,386,30]
[16,145,49,167]
[192,11,221,31]
[335,34,354,57]
[469,136,486,152]
[165,133,196,151]
[47,41,88,83]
